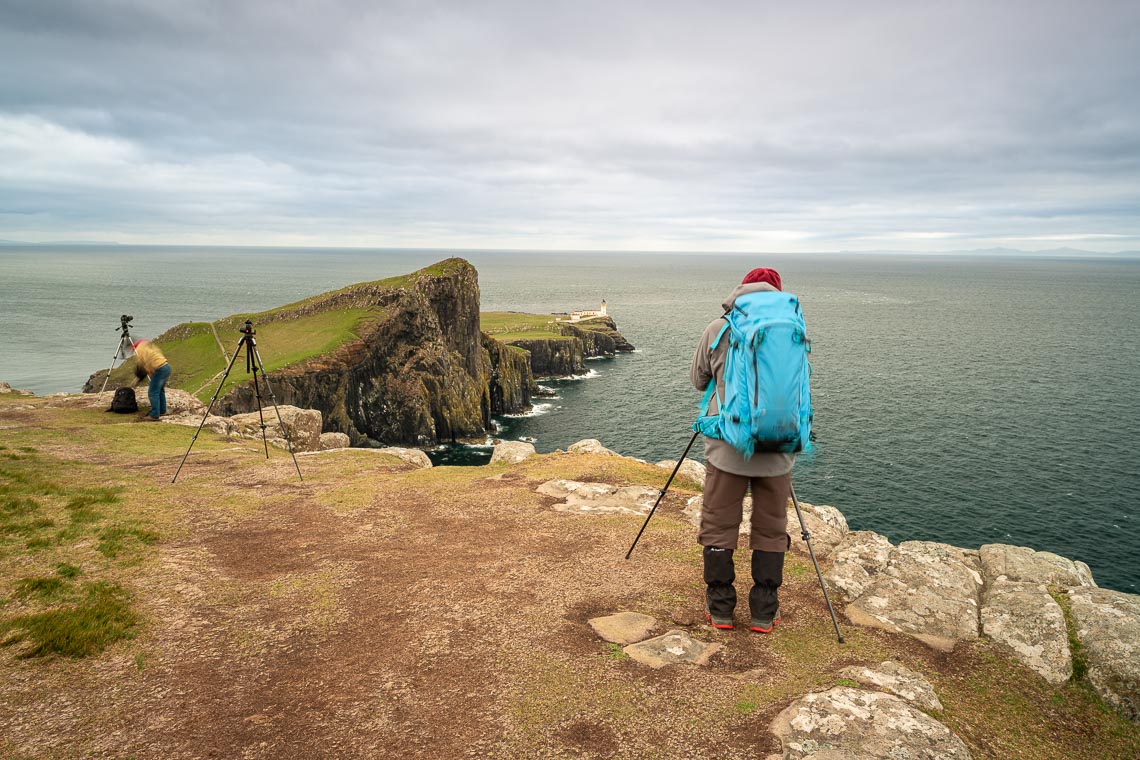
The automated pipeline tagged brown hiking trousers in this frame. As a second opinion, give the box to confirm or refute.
[698,463,792,552]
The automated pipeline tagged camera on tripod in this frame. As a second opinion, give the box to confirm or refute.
[119,315,134,333]
[239,320,255,336]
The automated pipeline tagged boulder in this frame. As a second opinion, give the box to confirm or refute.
[0,382,33,396]
[567,438,621,457]
[655,459,706,484]
[319,432,352,450]
[770,687,972,759]
[622,630,721,669]
[981,581,1072,685]
[837,661,943,711]
[375,447,433,469]
[588,612,657,645]
[536,480,658,515]
[225,406,323,452]
[1067,587,1140,721]
[841,541,982,652]
[980,544,1096,588]
[825,531,895,603]
[489,441,536,465]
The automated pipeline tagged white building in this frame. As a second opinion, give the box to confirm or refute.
[566,300,607,322]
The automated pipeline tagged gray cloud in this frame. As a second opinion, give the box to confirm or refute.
[1,0,1139,250]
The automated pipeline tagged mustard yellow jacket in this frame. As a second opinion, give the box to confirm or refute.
[134,342,168,375]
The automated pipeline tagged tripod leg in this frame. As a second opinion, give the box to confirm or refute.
[249,362,270,459]
[99,336,130,393]
[172,338,246,483]
[625,430,700,559]
[250,345,303,482]
[789,484,845,644]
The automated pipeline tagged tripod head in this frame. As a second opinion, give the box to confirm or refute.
[118,314,134,335]
[239,319,256,337]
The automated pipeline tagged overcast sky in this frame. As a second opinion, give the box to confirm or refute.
[1,1,1138,252]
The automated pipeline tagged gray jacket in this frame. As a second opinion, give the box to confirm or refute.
[690,282,795,477]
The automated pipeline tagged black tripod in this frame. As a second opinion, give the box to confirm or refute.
[172,320,303,483]
[99,314,136,393]
[625,432,844,643]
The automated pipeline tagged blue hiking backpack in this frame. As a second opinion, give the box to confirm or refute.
[692,290,813,456]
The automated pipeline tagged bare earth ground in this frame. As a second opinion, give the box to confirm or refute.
[1,398,1138,759]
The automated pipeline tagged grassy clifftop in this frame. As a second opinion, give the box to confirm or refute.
[1,396,1137,758]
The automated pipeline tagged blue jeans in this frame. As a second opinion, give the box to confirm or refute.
[148,363,171,418]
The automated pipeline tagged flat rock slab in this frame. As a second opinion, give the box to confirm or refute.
[981,581,1072,685]
[838,540,982,652]
[838,660,943,711]
[536,480,658,515]
[588,612,657,645]
[622,630,721,669]
[489,441,536,465]
[980,543,1096,588]
[770,687,972,759]
[1067,586,1140,721]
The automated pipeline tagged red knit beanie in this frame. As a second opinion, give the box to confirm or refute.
[741,267,782,291]
[131,339,147,350]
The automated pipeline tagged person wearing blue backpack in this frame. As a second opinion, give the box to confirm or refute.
[689,266,812,633]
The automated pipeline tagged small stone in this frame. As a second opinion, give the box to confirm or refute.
[623,630,721,669]
[588,612,657,645]
[489,441,536,464]
[670,609,696,626]
[837,661,944,711]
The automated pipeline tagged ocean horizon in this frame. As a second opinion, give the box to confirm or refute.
[2,245,1137,592]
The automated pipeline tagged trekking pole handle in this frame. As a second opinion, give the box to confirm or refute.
[625,429,700,560]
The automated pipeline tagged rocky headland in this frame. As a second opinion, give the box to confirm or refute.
[82,258,633,447]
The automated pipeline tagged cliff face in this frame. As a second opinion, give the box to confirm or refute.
[214,259,526,446]
[500,316,634,378]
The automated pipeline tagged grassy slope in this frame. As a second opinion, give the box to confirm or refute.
[480,311,566,341]
[0,396,1137,758]
[101,264,458,400]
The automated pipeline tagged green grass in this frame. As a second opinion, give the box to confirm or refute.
[481,311,566,342]
[0,581,137,658]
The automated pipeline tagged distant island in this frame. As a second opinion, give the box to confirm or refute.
[83,258,634,447]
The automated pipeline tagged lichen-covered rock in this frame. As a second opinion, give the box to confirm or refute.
[489,441,536,465]
[536,480,657,515]
[980,543,1096,588]
[375,447,433,469]
[837,661,944,711]
[825,531,895,603]
[786,501,849,559]
[980,581,1072,685]
[225,406,323,452]
[770,687,971,759]
[567,439,621,457]
[842,541,982,651]
[622,630,721,669]
[1067,586,1140,721]
[588,612,657,645]
[319,432,351,450]
[655,459,707,485]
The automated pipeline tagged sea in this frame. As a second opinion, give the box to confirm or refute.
[1,246,1137,592]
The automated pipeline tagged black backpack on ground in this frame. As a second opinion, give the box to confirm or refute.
[109,387,138,414]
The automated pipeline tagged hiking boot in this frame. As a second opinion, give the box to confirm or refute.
[703,546,736,630]
[750,608,782,633]
[748,550,784,632]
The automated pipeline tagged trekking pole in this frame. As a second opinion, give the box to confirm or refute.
[625,430,700,560]
[789,484,844,643]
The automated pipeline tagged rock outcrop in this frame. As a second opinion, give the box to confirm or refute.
[837,661,944,712]
[1067,586,1140,721]
[981,581,1072,685]
[536,479,658,515]
[499,316,634,377]
[770,687,971,759]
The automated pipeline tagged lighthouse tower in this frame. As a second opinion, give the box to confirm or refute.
[600,300,607,316]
